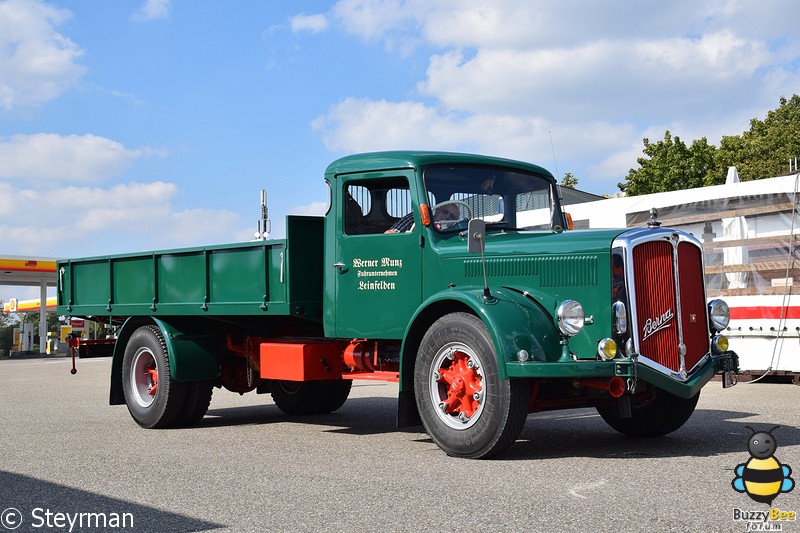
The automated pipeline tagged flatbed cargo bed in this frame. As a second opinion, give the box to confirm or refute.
[57,216,323,321]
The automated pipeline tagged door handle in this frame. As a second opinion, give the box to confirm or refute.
[332,262,346,272]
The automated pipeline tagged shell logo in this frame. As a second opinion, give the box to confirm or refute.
[8,298,17,312]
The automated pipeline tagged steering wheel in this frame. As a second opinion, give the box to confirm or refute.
[432,200,472,222]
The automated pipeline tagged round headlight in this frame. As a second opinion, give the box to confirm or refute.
[708,299,730,332]
[612,301,627,334]
[557,300,585,337]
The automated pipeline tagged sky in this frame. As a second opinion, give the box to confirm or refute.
[1,0,799,305]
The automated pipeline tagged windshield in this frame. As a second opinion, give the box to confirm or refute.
[422,164,561,232]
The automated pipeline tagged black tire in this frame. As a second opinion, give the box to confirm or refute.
[319,379,352,414]
[414,312,530,459]
[176,381,214,426]
[122,325,187,429]
[270,380,330,415]
[596,387,700,437]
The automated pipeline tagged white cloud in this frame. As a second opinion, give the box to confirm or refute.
[313,97,644,185]
[333,0,417,42]
[419,31,773,122]
[0,0,85,111]
[166,208,241,246]
[0,131,236,257]
[0,182,13,213]
[312,98,451,152]
[0,133,163,183]
[290,13,329,34]
[289,201,329,216]
[314,0,800,192]
[333,0,800,50]
[0,180,242,256]
[132,0,170,22]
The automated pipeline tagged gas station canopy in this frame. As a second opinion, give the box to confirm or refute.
[0,257,57,288]
[1,257,58,353]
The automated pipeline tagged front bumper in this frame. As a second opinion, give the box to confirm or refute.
[505,350,739,399]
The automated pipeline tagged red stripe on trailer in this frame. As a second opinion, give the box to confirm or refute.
[730,306,800,320]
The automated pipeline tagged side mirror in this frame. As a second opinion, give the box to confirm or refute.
[468,219,486,254]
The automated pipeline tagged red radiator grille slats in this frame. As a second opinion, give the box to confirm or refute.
[677,242,710,369]
[630,238,711,376]
[633,241,680,372]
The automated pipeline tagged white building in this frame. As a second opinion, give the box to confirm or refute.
[566,169,800,381]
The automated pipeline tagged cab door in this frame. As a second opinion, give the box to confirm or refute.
[330,171,423,339]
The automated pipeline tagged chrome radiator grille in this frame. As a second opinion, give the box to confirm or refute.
[624,230,710,379]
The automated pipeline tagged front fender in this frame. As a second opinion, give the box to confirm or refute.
[403,286,561,382]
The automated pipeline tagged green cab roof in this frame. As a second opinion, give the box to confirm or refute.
[324,151,555,181]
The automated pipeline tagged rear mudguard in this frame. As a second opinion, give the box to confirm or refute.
[109,317,221,405]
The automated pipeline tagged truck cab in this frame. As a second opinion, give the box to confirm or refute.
[324,152,564,339]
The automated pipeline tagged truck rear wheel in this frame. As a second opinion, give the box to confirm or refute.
[270,380,329,415]
[176,381,214,426]
[414,313,530,458]
[122,325,187,428]
[596,387,700,437]
[319,379,352,413]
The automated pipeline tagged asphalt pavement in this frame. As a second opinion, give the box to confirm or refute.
[1,356,798,532]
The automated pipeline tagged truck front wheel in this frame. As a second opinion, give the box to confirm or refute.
[596,387,700,437]
[414,313,530,459]
[122,325,187,428]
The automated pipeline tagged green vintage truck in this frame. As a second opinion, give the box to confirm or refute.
[57,151,738,458]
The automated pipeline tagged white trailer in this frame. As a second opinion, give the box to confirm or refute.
[566,169,800,382]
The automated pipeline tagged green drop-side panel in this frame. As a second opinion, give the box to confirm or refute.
[159,253,205,305]
[114,257,155,307]
[71,260,111,310]
[209,247,267,304]
[57,216,323,320]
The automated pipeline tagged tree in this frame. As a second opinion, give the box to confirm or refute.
[0,300,12,327]
[21,312,64,340]
[0,300,16,356]
[717,95,800,180]
[0,326,11,356]
[618,131,722,196]
[618,94,800,195]
[560,172,579,189]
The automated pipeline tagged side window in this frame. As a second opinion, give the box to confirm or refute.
[348,185,371,217]
[344,178,413,235]
[386,188,411,218]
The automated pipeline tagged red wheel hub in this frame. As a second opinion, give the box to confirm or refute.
[145,365,159,396]
[437,351,482,418]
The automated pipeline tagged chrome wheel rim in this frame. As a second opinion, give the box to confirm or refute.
[428,342,485,430]
[130,347,158,408]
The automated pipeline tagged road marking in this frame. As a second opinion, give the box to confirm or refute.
[569,478,608,499]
